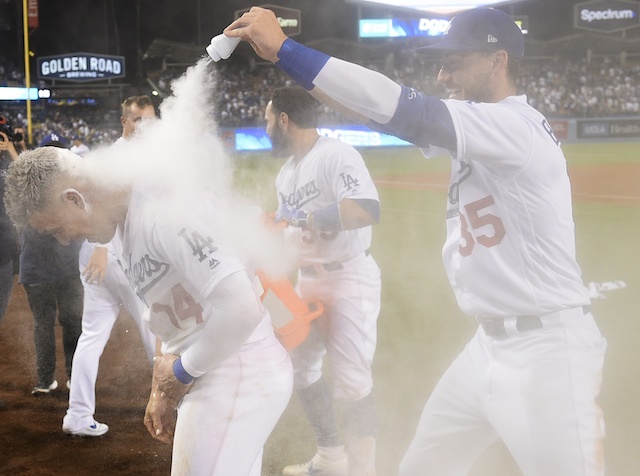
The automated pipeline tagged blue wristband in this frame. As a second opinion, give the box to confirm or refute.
[276,38,330,91]
[173,357,195,385]
[310,203,342,232]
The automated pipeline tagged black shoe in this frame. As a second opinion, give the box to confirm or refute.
[31,380,59,396]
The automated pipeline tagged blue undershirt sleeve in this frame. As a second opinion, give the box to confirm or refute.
[367,86,457,151]
[354,198,380,224]
[276,39,330,91]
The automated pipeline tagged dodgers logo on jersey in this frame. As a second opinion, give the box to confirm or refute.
[340,173,360,192]
[281,180,321,209]
[121,253,170,299]
[178,228,218,263]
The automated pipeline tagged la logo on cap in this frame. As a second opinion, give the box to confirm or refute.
[487,34,498,43]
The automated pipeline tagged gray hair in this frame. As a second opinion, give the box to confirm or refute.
[3,147,78,228]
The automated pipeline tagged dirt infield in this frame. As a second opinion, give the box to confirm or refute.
[0,283,173,475]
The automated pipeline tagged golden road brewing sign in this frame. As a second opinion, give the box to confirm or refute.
[37,53,126,82]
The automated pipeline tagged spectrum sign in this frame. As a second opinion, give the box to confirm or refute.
[575,0,640,32]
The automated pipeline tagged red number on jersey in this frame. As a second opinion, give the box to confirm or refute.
[152,283,204,329]
[459,195,506,257]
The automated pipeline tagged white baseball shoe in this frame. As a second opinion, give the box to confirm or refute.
[31,380,59,396]
[63,420,109,437]
[282,452,348,476]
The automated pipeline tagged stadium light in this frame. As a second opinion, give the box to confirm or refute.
[348,0,524,15]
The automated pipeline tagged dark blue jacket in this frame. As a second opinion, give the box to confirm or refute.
[0,155,18,267]
[18,226,81,285]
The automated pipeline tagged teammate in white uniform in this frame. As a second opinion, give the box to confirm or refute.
[4,148,294,476]
[266,87,381,476]
[62,95,158,437]
[227,7,607,476]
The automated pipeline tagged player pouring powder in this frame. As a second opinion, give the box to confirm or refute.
[225,6,607,476]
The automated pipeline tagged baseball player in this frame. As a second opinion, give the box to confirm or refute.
[266,87,381,476]
[4,147,294,476]
[62,95,158,437]
[226,7,607,476]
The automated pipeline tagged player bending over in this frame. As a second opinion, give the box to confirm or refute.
[4,147,294,476]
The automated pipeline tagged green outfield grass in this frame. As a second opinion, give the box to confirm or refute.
[237,142,640,476]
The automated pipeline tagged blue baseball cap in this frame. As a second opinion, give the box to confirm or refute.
[39,132,70,149]
[417,8,525,59]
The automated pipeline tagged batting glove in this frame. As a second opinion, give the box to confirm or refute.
[275,202,309,228]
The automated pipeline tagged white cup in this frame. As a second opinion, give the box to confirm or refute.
[206,34,241,62]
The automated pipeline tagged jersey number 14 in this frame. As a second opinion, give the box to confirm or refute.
[152,283,204,329]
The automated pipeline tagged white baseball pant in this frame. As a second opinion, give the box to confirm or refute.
[292,252,381,402]
[63,243,157,431]
[399,308,606,476]
[171,333,293,476]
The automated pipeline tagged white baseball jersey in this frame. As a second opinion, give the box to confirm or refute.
[112,187,273,354]
[112,186,292,475]
[309,56,589,318]
[275,136,379,265]
[439,96,590,317]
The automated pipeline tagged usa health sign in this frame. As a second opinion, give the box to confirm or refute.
[37,53,126,82]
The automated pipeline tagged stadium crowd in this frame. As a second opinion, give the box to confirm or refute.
[2,53,639,149]
[154,53,640,127]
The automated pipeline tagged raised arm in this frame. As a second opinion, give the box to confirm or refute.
[225,7,456,149]
[225,7,402,125]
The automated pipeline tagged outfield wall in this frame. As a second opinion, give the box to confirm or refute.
[548,117,640,143]
[223,116,640,152]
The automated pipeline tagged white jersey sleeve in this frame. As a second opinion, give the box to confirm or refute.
[444,98,536,175]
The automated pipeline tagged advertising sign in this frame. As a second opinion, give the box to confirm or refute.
[235,4,301,36]
[548,120,569,141]
[28,0,39,28]
[577,119,640,139]
[359,15,528,38]
[359,17,449,38]
[575,0,640,32]
[37,53,126,82]
[234,125,411,151]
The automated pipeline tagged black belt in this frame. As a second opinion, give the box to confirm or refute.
[478,306,590,338]
[480,315,542,337]
[300,249,370,278]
